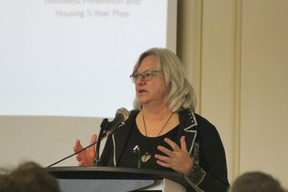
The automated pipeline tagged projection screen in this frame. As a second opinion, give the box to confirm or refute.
[0,0,177,118]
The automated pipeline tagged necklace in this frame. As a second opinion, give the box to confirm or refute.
[141,112,174,162]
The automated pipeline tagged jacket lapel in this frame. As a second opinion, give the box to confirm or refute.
[179,109,198,154]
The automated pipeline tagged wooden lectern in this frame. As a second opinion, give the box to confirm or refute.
[48,166,202,192]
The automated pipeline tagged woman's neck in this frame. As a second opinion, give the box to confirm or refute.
[141,105,172,121]
[138,105,178,137]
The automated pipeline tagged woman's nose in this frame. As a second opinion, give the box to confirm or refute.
[136,75,146,85]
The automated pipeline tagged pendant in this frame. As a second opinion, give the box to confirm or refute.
[141,153,151,162]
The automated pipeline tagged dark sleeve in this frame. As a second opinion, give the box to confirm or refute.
[188,115,229,192]
[97,135,114,167]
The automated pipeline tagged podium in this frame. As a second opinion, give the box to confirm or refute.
[48,166,202,192]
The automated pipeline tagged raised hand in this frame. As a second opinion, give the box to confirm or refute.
[73,134,97,166]
[155,136,193,175]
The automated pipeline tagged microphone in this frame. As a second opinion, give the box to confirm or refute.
[103,107,129,136]
[47,108,129,168]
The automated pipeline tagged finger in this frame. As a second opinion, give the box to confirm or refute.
[157,145,173,156]
[86,135,97,152]
[90,134,97,144]
[73,139,83,152]
[76,154,81,161]
[164,137,180,151]
[156,159,170,168]
[73,146,78,153]
[155,153,171,163]
[180,136,188,152]
[76,139,82,147]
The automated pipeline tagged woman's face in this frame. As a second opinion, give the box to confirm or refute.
[134,55,169,108]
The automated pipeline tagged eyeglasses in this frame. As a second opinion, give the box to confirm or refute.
[130,70,162,83]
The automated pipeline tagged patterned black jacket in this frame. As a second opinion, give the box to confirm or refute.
[99,108,229,192]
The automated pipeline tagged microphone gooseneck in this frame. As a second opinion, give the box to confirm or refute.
[47,140,98,168]
[47,107,129,168]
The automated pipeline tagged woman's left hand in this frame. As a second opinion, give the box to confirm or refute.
[155,136,193,175]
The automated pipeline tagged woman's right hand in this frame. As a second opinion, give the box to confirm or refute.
[73,134,97,166]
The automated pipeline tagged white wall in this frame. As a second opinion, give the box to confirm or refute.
[178,0,288,189]
[0,116,102,168]
[240,0,288,185]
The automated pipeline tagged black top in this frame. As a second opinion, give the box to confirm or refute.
[117,120,179,170]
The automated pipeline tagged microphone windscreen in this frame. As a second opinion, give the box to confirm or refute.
[116,107,129,121]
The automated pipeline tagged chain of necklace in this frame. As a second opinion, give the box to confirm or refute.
[141,112,174,162]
